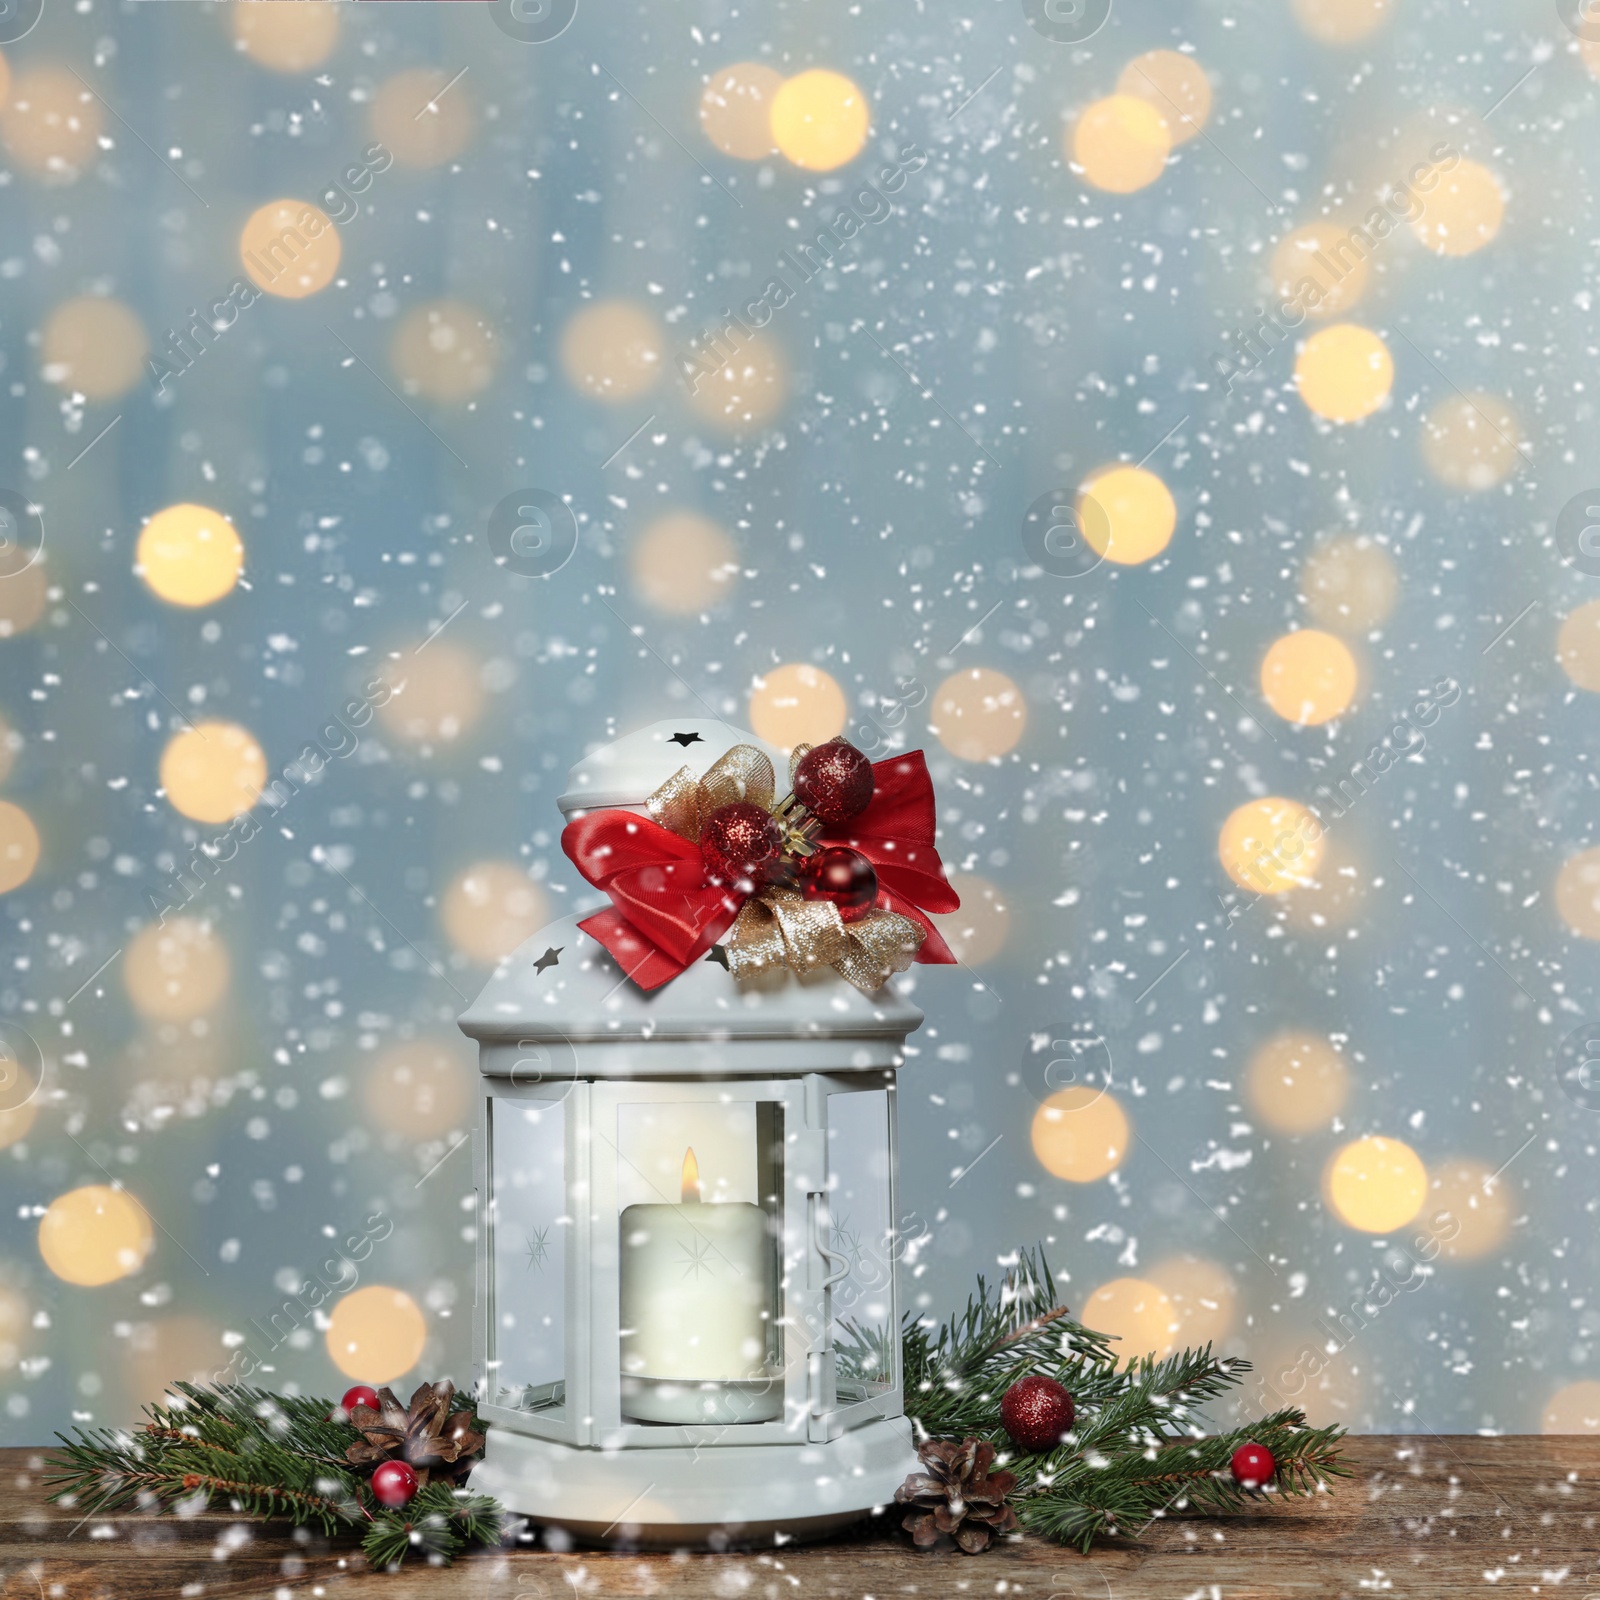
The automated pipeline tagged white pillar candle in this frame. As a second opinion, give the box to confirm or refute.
[618,1148,779,1424]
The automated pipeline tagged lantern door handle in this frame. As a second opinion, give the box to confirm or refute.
[814,1204,851,1291]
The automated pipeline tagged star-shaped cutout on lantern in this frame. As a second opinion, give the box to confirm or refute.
[525,1226,550,1271]
[669,731,704,747]
[705,945,730,970]
[532,947,562,974]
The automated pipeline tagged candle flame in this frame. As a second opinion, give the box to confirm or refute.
[681,1146,702,1203]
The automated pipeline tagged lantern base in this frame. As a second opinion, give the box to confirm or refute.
[472,1415,918,1548]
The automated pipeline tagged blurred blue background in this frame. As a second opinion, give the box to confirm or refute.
[1,0,1597,1441]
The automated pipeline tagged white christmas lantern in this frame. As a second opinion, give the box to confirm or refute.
[462,719,959,1545]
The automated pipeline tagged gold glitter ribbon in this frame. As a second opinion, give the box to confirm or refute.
[726,890,925,994]
[647,745,776,843]
[829,906,926,993]
[643,743,925,993]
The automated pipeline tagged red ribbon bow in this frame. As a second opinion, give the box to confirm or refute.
[562,750,960,991]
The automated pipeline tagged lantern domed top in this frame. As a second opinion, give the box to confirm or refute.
[458,912,923,1074]
[557,717,787,818]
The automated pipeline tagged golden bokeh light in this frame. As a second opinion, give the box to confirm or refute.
[1271,220,1370,317]
[1248,1335,1365,1428]
[160,721,268,824]
[1070,94,1171,194]
[1283,838,1373,933]
[931,667,1026,762]
[682,330,788,430]
[1424,1158,1511,1261]
[441,861,549,965]
[1259,628,1358,725]
[770,68,869,172]
[0,543,48,640]
[630,512,739,614]
[391,299,498,403]
[1325,1134,1427,1233]
[40,297,148,401]
[1245,1030,1350,1135]
[931,873,1010,965]
[1030,1086,1129,1183]
[1116,50,1212,146]
[1543,1380,1600,1435]
[1218,797,1323,894]
[1420,392,1522,491]
[364,1039,473,1140]
[38,1185,154,1287]
[699,62,784,160]
[122,1314,228,1407]
[1082,1278,1178,1365]
[1410,159,1504,256]
[0,800,40,895]
[560,300,663,403]
[1585,38,1600,84]
[135,503,244,608]
[1079,464,1177,565]
[1294,323,1393,422]
[0,1086,39,1152]
[1557,602,1600,696]
[1300,534,1398,634]
[1555,846,1600,939]
[0,1278,30,1372]
[0,711,18,786]
[325,1284,427,1384]
[1149,1255,1236,1345]
[376,641,486,747]
[0,66,103,180]
[748,662,848,752]
[240,200,340,299]
[232,1,340,73]
[369,68,475,170]
[1291,0,1392,45]
[124,918,230,1021]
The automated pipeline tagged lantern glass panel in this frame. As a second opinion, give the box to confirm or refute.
[616,1098,784,1426]
[826,1086,896,1404]
[488,1096,567,1417]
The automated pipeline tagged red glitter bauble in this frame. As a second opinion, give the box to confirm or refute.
[1230,1442,1276,1488]
[999,1374,1075,1453]
[334,1384,381,1419]
[371,1459,419,1509]
[799,846,878,923]
[792,739,874,826]
[700,801,783,890]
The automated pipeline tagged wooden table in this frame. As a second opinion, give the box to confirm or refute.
[3,1436,1598,1598]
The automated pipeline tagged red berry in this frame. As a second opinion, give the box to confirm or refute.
[700,801,783,891]
[999,1374,1075,1453]
[371,1459,419,1508]
[792,739,874,826]
[335,1384,381,1419]
[799,846,878,923]
[1230,1442,1276,1488]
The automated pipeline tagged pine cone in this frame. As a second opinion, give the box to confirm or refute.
[894,1436,1019,1554]
[344,1379,486,1488]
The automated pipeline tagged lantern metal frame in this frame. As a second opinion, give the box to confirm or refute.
[461,911,921,1545]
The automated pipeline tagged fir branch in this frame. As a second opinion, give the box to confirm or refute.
[901,1248,1348,1552]
[360,1483,502,1571]
[45,1380,497,1568]
[165,1471,353,1523]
